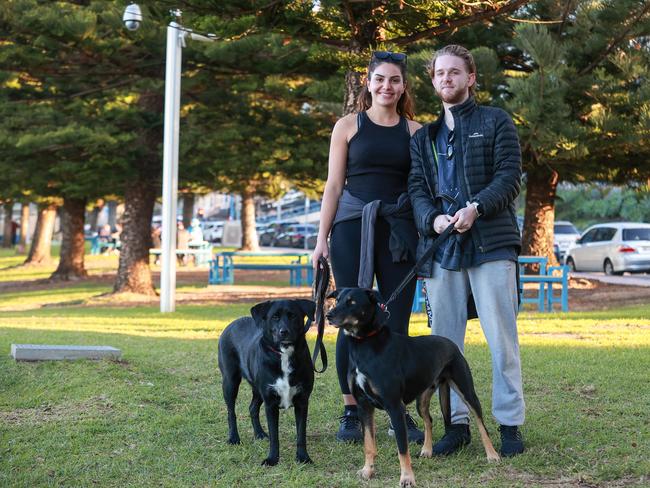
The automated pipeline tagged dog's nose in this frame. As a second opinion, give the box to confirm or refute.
[279,328,289,338]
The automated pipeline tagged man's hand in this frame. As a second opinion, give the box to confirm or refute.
[452,204,478,233]
[433,214,458,234]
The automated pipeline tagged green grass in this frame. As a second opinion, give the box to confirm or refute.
[1,264,649,487]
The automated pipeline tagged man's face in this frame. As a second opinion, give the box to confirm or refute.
[432,54,475,105]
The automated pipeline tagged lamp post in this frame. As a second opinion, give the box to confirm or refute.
[123,3,214,312]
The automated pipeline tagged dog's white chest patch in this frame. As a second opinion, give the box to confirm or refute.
[271,346,299,409]
[355,368,368,392]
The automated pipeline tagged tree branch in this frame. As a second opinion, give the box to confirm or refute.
[578,1,650,76]
[391,0,531,46]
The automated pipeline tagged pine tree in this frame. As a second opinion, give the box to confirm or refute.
[502,0,650,263]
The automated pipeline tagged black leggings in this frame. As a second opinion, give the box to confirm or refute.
[330,217,417,395]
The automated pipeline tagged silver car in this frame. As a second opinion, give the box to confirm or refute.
[554,220,580,259]
[565,222,650,275]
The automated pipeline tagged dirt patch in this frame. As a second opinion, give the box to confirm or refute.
[480,466,647,487]
[2,266,649,311]
[0,395,114,426]
[565,278,650,311]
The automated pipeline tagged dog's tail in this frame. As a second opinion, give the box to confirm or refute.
[311,256,330,373]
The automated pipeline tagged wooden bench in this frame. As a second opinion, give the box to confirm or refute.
[209,251,313,286]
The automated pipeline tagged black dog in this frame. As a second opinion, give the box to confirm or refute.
[218,299,316,466]
[326,288,499,487]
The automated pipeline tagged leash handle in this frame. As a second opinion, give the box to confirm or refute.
[383,222,456,310]
[311,256,330,373]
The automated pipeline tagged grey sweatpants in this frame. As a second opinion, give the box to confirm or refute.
[423,259,525,427]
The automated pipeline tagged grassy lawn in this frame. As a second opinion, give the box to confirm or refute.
[1,251,649,487]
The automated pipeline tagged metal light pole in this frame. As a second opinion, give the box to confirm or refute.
[160,17,183,313]
[123,4,214,312]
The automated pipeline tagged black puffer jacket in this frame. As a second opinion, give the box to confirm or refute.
[408,97,522,278]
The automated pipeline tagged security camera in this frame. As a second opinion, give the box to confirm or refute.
[123,3,143,31]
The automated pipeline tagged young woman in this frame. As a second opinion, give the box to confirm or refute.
[312,51,423,443]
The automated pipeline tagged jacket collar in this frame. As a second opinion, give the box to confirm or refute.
[449,96,477,117]
[429,96,477,138]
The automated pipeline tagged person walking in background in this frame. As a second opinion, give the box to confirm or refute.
[176,221,190,266]
[188,218,204,244]
[312,50,424,444]
[408,44,525,457]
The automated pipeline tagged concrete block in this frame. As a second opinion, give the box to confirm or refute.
[11,344,122,361]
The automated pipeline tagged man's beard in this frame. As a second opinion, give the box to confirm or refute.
[436,85,468,104]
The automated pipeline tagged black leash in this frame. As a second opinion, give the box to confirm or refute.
[382,222,456,312]
[311,256,330,373]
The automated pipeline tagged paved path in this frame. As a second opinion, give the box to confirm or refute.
[572,272,650,287]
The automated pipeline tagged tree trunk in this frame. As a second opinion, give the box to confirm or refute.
[17,203,30,253]
[24,203,57,265]
[50,197,88,281]
[522,165,560,267]
[113,180,157,295]
[240,186,259,251]
[343,70,363,115]
[182,193,195,228]
[88,199,104,234]
[2,203,13,248]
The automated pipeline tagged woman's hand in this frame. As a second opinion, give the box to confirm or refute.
[312,239,329,269]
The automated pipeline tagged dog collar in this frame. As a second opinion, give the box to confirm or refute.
[263,341,283,355]
[349,327,382,341]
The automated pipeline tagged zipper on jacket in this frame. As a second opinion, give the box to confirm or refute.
[452,108,485,253]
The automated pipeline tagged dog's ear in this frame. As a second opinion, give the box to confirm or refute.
[364,288,382,304]
[295,299,316,321]
[327,289,340,300]
[250,301,272,326]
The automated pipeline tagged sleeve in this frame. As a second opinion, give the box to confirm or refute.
[472,110,522,216]
[408,130,440,237]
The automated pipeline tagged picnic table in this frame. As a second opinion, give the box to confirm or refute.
[149,241,213,267]
[412,256,569,314]
[209,251,313,286]
[518,255,569,312]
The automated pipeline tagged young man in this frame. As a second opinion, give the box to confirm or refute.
[408,45,525,457]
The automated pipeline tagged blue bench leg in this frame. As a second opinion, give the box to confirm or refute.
[411,280,423,313]
[290,268,298,286]
[561,270,569,312]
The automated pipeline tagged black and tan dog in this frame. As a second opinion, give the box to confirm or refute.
[218,299,316,466]
[326,287,500,487]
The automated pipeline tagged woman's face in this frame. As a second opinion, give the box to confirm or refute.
[367,62,405,108]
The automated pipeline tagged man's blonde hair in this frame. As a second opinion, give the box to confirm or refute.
[426,45,476,96]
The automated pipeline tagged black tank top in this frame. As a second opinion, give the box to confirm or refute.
[345,111,412,203]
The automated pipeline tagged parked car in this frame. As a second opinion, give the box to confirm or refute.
[256,223,276,247]
[203,221,224,243]
[565,222,650,275]
[554,220,580,259]
[274,224,318,249]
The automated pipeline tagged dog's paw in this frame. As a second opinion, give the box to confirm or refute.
[419,447,432,458]
[487,451,501,463]
[261,457,279,467]
[227,436,241,445]
[296,453,313,464]
[357,466,374,481]
[253,430,268,440]
[400,473,416,487]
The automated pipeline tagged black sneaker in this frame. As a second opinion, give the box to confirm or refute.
[431,423,471,456]
[336,410,363,443]
[499,425,524,457]
[387,412,425,445]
